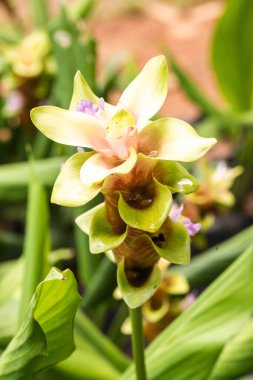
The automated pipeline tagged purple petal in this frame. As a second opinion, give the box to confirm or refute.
[182,218,201,236]
[169,202,183,222]
[99,97,105,110]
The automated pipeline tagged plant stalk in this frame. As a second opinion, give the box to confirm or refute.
[129,306,147,380]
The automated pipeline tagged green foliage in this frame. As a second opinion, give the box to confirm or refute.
[121,243,253,379]
[171,225,253,288]
[0,156,65,200]
[212,0,253,112]
[49,6,97,109]
[18,175,50,325]
[0,268,81,380]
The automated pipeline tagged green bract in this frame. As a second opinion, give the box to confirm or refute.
[117,259,162,309]
[0,268,80,379]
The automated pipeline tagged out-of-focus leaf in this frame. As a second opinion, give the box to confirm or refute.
[169,54,224,120]
[0,259,22,346]
[69,0,96,21]
[18,176,50,326]
[121,243,253,379]
[74,311,130,372]
[30,0,49,28]
[0,267,81,379]
[0,156,65,200]
[209,318,253,380]
[212,0,253,111]
[50,6,97,109]
[81,256,117,309]
[170,225,253,288]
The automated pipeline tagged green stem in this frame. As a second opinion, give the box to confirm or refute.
[30,0,49,28]
[129,306,147,380]
[18,180,49,328]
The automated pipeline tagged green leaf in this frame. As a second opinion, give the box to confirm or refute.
[171,225,253,288]
[0,157,65,201]
[209,318,253,380]
[30,0,49,28]
[169,54,223,119]
[50,7,97,109]
[121,243,253,379]
[81,257,117,309]
[0,267,81,380]
[18,179,50,326]
[74,310,130,372]
[118,178,172,233]
[212,0,253,111]
[69,0,96,21]
[117,258,162,308]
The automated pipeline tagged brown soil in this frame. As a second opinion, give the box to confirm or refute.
[88,0,225,122]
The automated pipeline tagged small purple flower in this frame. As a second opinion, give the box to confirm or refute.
[182,291,197,310]
[98,97,105,110]
[76,97,105,116]
[169,202,201,237]
[182,218,201,236]
[169,203,183,222]
[5,91,24,114]
[77,147,85,153]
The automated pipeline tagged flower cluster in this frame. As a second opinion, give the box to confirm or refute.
[31,56,216,308]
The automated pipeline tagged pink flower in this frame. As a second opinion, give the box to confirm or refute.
[31,56,216,207]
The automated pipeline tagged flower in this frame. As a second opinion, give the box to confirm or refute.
[187,160,243,209]
[169,202,201,236]
[75,198,198,308]
[3,31,50,78]
[31,56,216,207]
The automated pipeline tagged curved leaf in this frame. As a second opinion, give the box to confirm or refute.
[0,268,81,379]
[121,243,253,379]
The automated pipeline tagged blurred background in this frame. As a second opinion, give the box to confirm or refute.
[1,1,253,379]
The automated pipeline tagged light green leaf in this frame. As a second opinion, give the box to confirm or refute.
[169,53,223,119]
[117,258,162,309]
[212,0,253,111]
[118,178,172,233]
[121,243,253,379]
[170,225,253,288]
[0,157,65,201]
[51,152,101,207]
[209,318,253,380]
[0,268,81,379]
